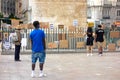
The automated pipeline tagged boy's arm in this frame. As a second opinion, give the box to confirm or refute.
[43,38,46,50]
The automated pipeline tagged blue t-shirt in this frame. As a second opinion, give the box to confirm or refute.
[30,29,45,52]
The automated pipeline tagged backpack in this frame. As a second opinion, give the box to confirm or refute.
[12,32,18,42]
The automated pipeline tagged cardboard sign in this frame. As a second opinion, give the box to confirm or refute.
[58,25,64,29]
[69,26,76,32]
[48,42,57,48]
[108,43,116,51]
[117,40,120,47]
[76,42,85,48]
[59,40,68,48]
[40,22,49,29]
[110,31,120,38]
[27,23,34,29]
[58,33,66,40]
[20,24,28,29]
[75,33,84,38]
[11,19,19,26]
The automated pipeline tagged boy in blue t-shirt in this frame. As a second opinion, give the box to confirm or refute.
[30,21,46,77]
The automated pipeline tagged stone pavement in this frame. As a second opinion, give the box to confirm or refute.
[0,52,120,80]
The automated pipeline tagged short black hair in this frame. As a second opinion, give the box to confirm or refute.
[98,25,102,28]
[33,21,40,28]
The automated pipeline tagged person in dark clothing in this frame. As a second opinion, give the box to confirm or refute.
[95,25,104,56]
[86,27,94,56]
[14,28,22,61]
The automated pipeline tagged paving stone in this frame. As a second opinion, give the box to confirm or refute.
[0,53,120,80]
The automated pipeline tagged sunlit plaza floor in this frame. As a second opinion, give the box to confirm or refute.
[0,52,120,80]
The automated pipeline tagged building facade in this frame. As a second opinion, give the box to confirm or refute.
[1,0,16,17]
[0,0,1,12]
[15,0,22,18]
[21,0,29,23]
[27,0,87,27]
[87,0,120,27]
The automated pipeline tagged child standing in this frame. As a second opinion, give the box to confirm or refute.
[86,27,94,56]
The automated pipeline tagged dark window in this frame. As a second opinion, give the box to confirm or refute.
[117,0,120,2]
[102,8,110,19]
[87,8,91,19]
[117,10,120,16]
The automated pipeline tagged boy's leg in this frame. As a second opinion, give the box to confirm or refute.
[32,64,36,70]
[31,53,37,77]
[39,52,46,77]
[39,63,44,71]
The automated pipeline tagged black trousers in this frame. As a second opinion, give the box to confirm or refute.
[15,45,21,60]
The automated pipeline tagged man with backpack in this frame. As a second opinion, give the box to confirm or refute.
[14,28,22,61]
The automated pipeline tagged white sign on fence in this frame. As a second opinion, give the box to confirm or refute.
[3,42,11,50]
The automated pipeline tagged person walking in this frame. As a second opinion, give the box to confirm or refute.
[30,21,46,78]
[86,27,94,56]
[95,25,104,56]
[14,28,22,61]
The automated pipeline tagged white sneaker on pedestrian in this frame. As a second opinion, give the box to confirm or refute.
[31,72,35,78]
[98,54,103,56]
[87,54,89,56]
[91,54,93,56]
[39,73,46,78]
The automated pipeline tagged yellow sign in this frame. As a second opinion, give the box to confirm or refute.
[88,22,94,27]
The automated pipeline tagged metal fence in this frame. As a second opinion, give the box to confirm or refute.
[1,27,120,53]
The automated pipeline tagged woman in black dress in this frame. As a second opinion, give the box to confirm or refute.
[86,27,94,56]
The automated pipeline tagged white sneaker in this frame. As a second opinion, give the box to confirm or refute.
[31,72,35,78]
[98,54,103,56]
[39,73,46,78]
[91,54,93,56]
[87,54,89,56]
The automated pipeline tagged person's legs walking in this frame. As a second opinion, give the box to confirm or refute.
[87,46,91,56]
[90,46,93,56]
[98,42,103,56]
[17,45,21,60]
[15,45,19,61]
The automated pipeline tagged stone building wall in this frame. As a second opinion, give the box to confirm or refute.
[29,0,87,27]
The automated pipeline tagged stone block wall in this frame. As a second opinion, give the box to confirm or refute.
[29,0,87,27]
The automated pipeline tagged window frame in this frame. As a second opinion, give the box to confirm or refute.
[117,10,120,16]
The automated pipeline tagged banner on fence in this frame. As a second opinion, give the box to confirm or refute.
[110,31,120,38]
[11,19,19,26]
[69,26,76,31]
[59,40,68,48]
[27,23,34,29]
[40,22,49,29]
[58,25,64,29]
[48,42,57,48]
[108,43,116,51]
[76,42,85,48]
